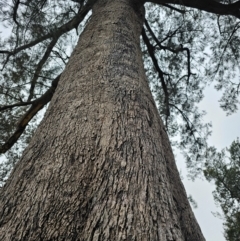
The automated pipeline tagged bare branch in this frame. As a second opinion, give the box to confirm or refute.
[142,27,170,122]
[0,74,61,154]
[27,37,58,101]
[52,50,69,65]
[0,101,34,112]
[215,21,240,73]
[147,0,240,19]
[169,103,198,142]
[12,0,20,25]
[145,19,192,83]
[0,3,92,56]
[160,3,186,14]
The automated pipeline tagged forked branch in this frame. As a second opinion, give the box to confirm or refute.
[0,3,92,57]
[142,27,170,121]
[145,20,192,83]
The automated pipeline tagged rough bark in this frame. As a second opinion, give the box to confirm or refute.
[0,0,205,240]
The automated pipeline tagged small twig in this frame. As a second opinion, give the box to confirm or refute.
[160,3,186,14]
[0,101,34,112]
[169,103,198,142]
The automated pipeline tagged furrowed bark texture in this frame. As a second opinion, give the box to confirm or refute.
[0,0,205,240]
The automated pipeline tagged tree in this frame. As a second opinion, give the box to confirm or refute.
[204,138,240,241]
[0,0,240,240]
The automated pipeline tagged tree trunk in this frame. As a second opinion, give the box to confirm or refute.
[0,0,205,240]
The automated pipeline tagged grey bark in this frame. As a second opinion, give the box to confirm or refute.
[0,0,205,240]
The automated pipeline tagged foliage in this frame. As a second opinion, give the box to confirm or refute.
[204,139,240,241]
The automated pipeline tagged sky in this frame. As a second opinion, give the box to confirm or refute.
[176,83,240,241]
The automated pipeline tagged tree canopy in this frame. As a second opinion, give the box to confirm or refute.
[0,0,240,238]
[205,138,240,241]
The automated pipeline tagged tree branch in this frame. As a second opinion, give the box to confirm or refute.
[215,21,240,73]
[0,74,61,154]
[147,0,240,19]
[160,3,186,14]
[12,0,20,25]
[0,101,34,112]
[0,3,92,56]
[27,37,58,101]
[142,27,170,121]
[145,19,192,83]
[169,103,198,142]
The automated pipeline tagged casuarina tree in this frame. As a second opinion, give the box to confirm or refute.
[204,139,240,241]
[0,0,240,240]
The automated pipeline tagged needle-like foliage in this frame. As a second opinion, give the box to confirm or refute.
[204,139,240,241]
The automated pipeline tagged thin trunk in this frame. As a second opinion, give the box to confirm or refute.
[0,0,205,240]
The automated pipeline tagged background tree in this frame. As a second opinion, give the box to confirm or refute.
[0,0,240,240]
[204,138,240,241]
